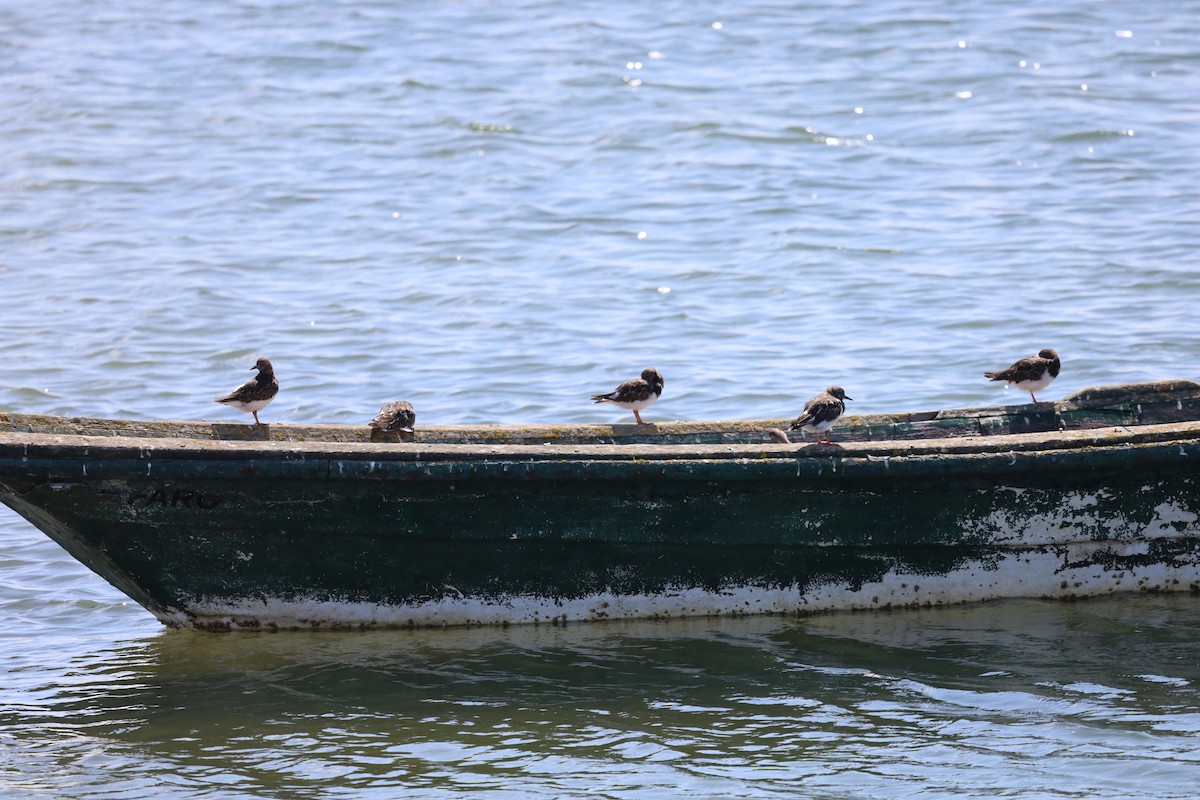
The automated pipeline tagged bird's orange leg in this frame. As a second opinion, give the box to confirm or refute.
[253,411,263,426]
[633,410,646,425]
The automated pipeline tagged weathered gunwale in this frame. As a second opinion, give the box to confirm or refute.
[2,377,1200,473]
[2,419,1200,464]
[0,377,1198,453]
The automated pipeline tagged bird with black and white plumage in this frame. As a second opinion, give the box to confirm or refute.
[591,368,664,425]
[789,386,852,446]
[214,357,278,426]
[984,348,1060,403]
[369,401,416,434]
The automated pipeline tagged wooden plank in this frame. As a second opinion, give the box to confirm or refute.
[2,379,1200,447]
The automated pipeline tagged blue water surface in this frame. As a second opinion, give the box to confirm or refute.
[2,1,1199,797]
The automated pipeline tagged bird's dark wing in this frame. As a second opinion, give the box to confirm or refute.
[985,356,1045,383]
[216,375,278,404]
[592,378,653,404]
[370,401,416,432]
[790,394,843,429]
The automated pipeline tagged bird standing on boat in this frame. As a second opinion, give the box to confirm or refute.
[214,357,279,426]
[984,348,1060,403]
[591,368,664,425]
[369,401,416,434]
[790,386,852,446]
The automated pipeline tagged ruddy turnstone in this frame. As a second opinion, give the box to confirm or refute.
[214,357,279,426]
[591,368,664,425]
[984,348,1060,403]
[369,401,416,434]
[789,386,852,446]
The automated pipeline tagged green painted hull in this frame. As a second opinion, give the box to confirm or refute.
[2,380,1199,630]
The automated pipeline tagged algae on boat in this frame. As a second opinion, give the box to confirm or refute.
[1,380,1199,630]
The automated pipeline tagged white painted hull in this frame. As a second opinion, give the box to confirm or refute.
[177,538,1200,630]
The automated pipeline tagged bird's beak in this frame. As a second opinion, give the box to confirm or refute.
[249,364,256,370]
[844,394,854,401]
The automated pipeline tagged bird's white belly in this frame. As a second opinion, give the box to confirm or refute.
[223,398,274,413]
[796,419,837,434]
[1009,370,1052,393]
[607,394,660,412]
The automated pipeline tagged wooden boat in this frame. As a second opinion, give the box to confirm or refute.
[2,380,1199,631]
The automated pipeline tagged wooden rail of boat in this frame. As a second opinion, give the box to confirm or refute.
[2,379,1199,452]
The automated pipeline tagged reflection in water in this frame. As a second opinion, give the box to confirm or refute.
[3,599,1199,798]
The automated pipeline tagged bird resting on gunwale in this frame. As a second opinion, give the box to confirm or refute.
[790,386,852,446]
[591,368,664,425]
[984,348,1060,403]
[369,401,416,434]
[214,357,279,426]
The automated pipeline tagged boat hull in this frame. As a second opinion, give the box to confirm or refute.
[3,409,1199,629]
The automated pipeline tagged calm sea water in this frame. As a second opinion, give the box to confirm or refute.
[2,0,1199,797]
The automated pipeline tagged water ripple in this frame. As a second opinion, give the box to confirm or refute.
[4,0,1200,796]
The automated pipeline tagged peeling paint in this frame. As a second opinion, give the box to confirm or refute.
[178,539,1200,630]
[1145,502,1199,536]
